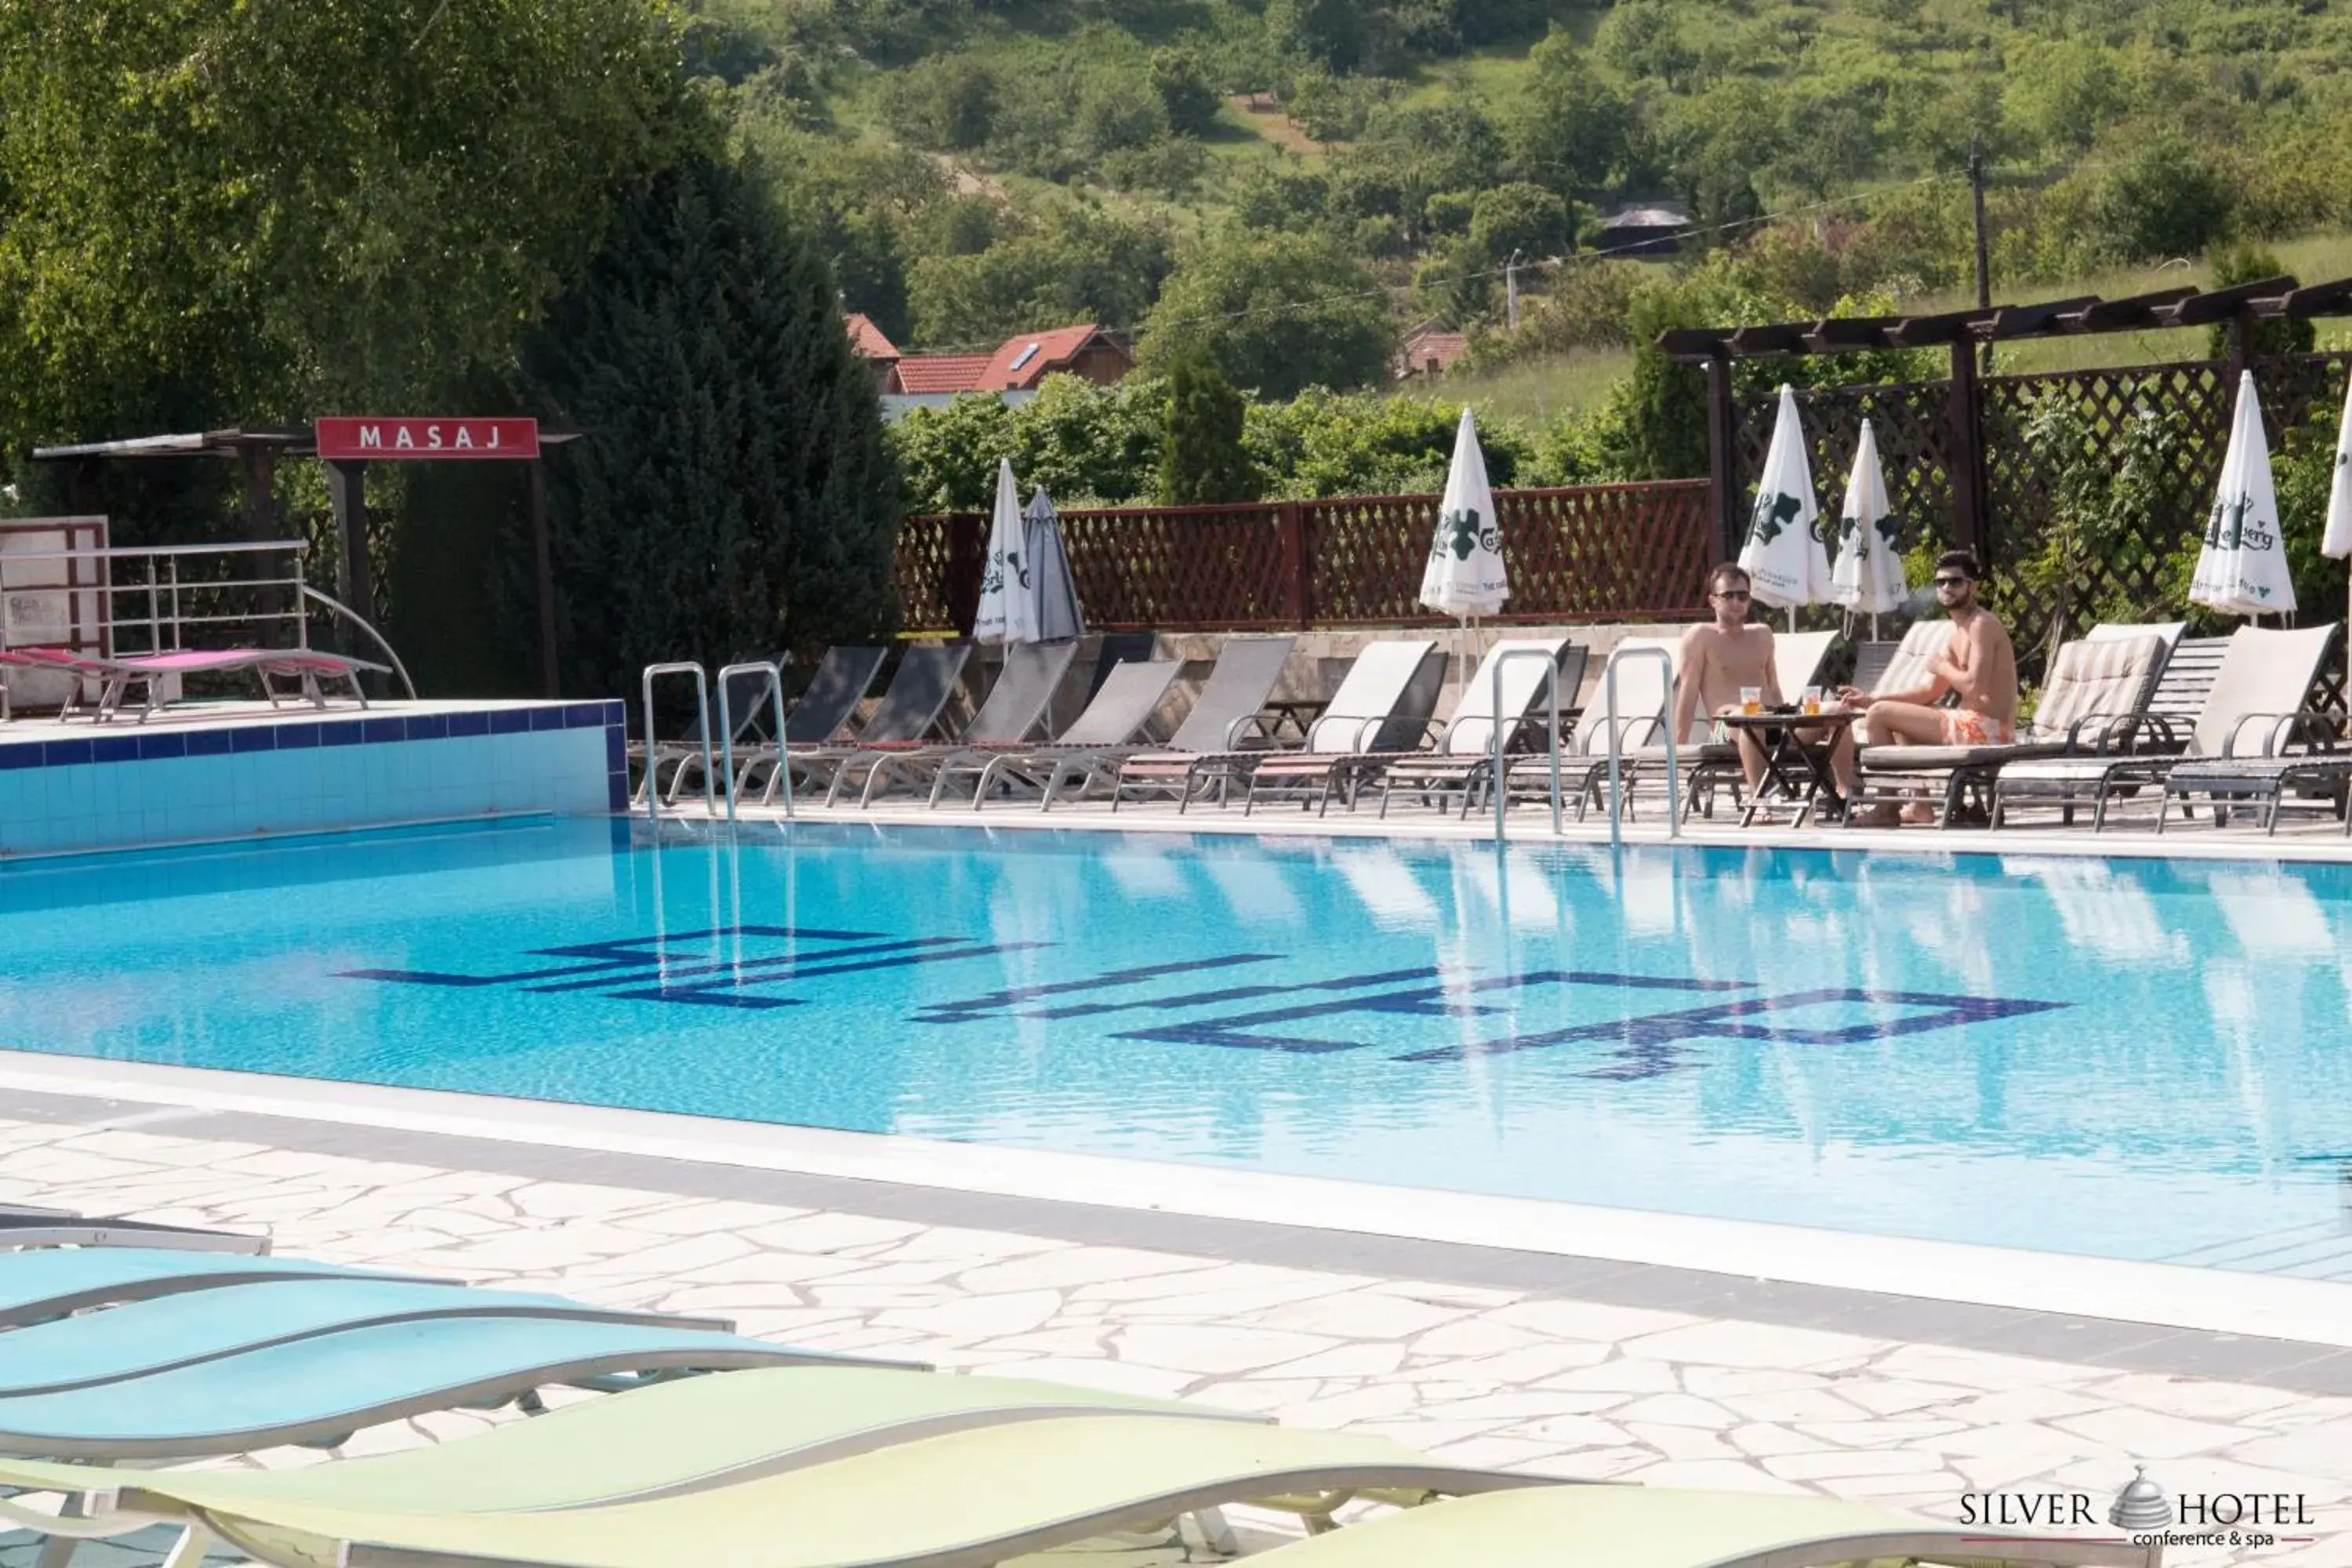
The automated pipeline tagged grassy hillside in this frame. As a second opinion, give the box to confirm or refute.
[697,0,2352,403]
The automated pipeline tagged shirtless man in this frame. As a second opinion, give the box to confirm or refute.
[1671,564,1788,810]
[1837,550,2019,826]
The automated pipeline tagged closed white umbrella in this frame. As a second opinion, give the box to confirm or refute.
[1419,408,1510,660]
[2190,372,2297,621]
[1021,487,1085,644]
[1829,418,1907,638]
[971,458,1037,645]
[2320,368,2352,625]
[1739,384,1832,628]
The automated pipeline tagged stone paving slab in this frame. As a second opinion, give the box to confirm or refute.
[2,1112,2351,1565]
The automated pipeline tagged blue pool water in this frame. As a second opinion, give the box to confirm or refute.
[4,818,2350,1276]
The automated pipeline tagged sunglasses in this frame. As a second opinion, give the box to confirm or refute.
[1933,575,1971,589]
[1713,589,1752,601]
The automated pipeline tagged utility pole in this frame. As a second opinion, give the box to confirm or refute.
[1505,250,1523,332]
[1969,135,1992,375]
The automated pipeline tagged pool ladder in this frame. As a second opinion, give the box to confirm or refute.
[638,661,793,823]
[1486,644,1675,849]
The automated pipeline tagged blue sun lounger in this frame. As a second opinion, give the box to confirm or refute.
[0,1279,735,1397]
[0,1207,264,1255]
[0,1248,440,1330]
[0,1316,920,1460]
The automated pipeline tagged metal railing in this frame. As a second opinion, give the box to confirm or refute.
[1600,647,1679,850]
[715,661,789,821]
[0,537,417,699]
[1490,648,1566,843]
[641,662,713,822]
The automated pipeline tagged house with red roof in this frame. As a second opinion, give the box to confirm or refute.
[844,314,904,393]
[877,324,1134,412]
[1394,322,1469,380]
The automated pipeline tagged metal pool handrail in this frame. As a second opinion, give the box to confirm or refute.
[641,662,713,823]
[1490,647,1564,842]
[1602,645,1679,849]
[715,661,789,822]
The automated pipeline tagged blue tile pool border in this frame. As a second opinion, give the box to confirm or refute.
[0,702,622,773]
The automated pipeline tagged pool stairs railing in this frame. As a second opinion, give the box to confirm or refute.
[640,662,714,822]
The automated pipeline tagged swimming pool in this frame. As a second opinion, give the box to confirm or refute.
[3,817,2349,1278]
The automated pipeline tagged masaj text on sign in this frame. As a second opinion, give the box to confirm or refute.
[314,418,540,461]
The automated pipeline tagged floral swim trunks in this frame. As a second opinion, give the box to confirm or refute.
[1940,709,2015,746]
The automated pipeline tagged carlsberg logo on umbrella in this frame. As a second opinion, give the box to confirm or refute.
[2190,372,2296,619]
[1419,408,1509,618]
[1831,417,1907,622]
[1738,384,1831,612]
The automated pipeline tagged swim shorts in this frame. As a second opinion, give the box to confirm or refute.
[1939,709,2015,746]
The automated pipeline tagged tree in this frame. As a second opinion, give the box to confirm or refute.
[1503,30,1629,196]
[1149,48,1222,137]
[0,0,691,456]
[1138,231,1396,399]
[522,154,900,695]
[907,203,1172,347]
[2092,136,2230,263]
[1158,346,1257,503]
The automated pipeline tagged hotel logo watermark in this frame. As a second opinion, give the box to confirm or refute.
[1958,1468,2318,1553]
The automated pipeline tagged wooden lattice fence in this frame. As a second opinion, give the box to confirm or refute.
[1733,351,2352,687]
[895,480,1713,634]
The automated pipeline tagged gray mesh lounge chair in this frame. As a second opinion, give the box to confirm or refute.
[932,660,1186,809]
[1022,636,1296,811]
[840,641,1079,807]
[1994,623,2340,830]
[1191,639,1446,815]
[1846,631,2168,829]
[2160,623,2351,834]
[769,644,972,805]
[687,646,885,805]
[1365,639,1581,818]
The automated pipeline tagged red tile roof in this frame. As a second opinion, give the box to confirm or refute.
[974,324,1131,391]
[844,313,900,361]
[889,354,993,394]
[1395,325,1468,379]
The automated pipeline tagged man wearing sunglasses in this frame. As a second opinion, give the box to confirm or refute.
[1835,550,2019,826]
[1671,563,1795,815]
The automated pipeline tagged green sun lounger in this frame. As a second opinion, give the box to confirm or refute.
[1239,1484,2154,1567]
[0,1207,265,1254]
[0,1279,733,1396]
[72,1414,1542,1568]
[0,1316,918,1460]
[0,1247,434,1329]
[0,1368,1261,1548]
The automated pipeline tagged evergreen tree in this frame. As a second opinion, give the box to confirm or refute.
[523,153,900,699]
[1158,347,1257,503]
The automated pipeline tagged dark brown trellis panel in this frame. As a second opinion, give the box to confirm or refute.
[895,480,1713,634]
[1733,351,2352,690]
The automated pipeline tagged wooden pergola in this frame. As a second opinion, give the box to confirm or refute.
[1657,273,2352,561]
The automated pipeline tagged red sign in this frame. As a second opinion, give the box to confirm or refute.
[315,417,540,461]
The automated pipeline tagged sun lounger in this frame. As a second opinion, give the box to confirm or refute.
[1994,623,2340,831]
[0,1207,264,1254]
[0,1279,744,1397]
[710,644,888,803]
[1494,635,1683,822]
[85,1414,1544,1568]
[7,646,389,722]
[1364,639,1583,818]
[837,641,1079,806]
[2159,623,2352,833]
[0,1247,441,1330]
[770,642,973,805]
[933,659,1186,809]
[0,1367,1261,1556]
[1236,1483,2150,1568]
[1004,635,1292,811]
[1114,634,1357,811]
[1846,630,2168,828]
[1227,639,1450,815]
[0,1314,917,1460]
